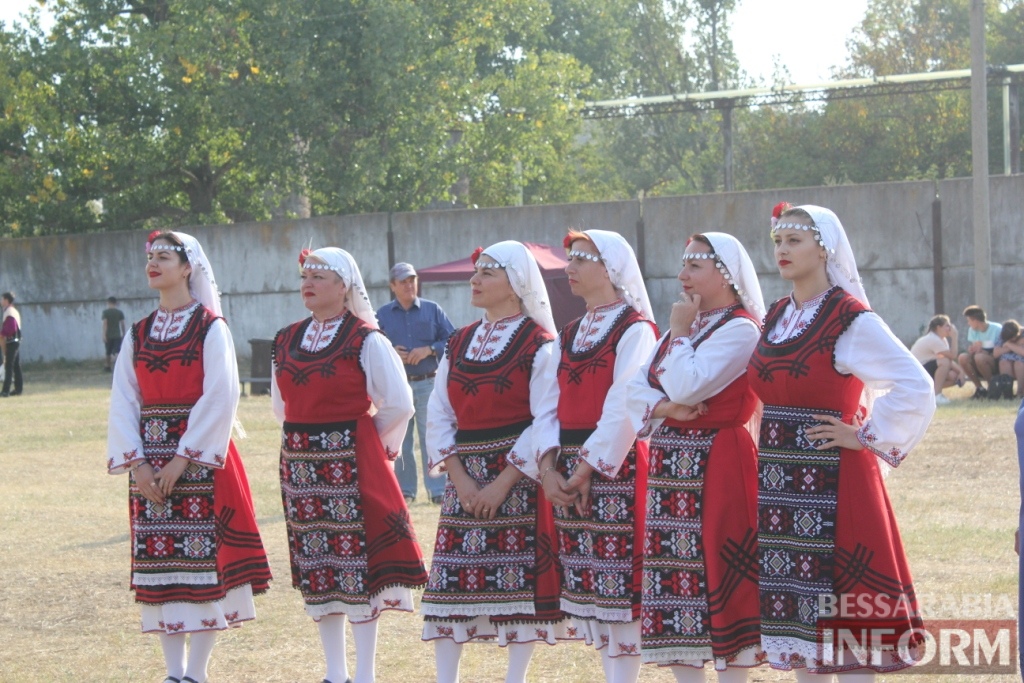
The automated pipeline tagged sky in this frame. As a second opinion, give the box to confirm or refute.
[0,0,871,87]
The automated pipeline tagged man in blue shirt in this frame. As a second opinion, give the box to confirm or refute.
[376,263,456,503]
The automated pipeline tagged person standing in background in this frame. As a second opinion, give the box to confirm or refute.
[102,296,127,372]
[376,262,456,504]
[1,291,22,397]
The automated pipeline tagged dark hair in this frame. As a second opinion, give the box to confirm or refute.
[779,207,814,224]
[107,296,118,304]
[688,233,714,251]
[927,314,950,332]
[1,292,13,304]
[1000,320,1021,343]
[150,231,189,265]
[963,305,987,323]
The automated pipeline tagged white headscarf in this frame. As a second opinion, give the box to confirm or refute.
[772,205,869,307]
[479,240,556,335]
[702,232,766,322]
[301,247,379,329]
[159,231,223,317]
[576,230,655,321]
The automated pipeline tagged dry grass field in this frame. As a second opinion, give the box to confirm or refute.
[0,363,1018,682]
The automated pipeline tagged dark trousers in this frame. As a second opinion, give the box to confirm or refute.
[3,340,22,394]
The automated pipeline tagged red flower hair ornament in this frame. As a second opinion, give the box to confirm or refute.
[298,248,312,267]
[770,201,793,230]
[470,246,484,265]
[144,229,162,253]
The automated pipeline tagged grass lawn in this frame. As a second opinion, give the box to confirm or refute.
[0,363,1017,682]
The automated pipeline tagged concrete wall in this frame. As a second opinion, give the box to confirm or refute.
[2,176,1021,363]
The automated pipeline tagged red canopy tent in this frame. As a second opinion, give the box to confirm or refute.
[417,242,586,330]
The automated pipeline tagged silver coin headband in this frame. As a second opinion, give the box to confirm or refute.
[148,243,184,252]
[567,249,603,263]
[476,261,508,269]
[681,251,760,315]
[770,221,836,255]
[302,263,336,271]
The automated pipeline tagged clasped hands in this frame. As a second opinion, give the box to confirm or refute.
[133,455,189,504]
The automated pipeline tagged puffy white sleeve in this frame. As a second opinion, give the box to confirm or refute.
[175,319,239,469]
[426,354,458,473]
[627,321,760,439]
[626,333,669,440]
[362,330,414,461]
[508,338,558,481]
[835,312,936,467]
[270,363,285,425]
[581,322,658,478]
[107,333,146,474]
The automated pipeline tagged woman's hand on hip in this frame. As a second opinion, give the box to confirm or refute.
[808,414,862,451]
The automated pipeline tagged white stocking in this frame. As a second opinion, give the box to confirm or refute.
[317,615,350,683]
[433,638,463,683]
[670,665,706,683]
[351,619,379,683]
[836,673,875,683]
[158,633,186,681]
[715,667,748,683]
[505,642,535,683]
[183,630,217,683]
[600,647,614,681]
[608,654,641,683]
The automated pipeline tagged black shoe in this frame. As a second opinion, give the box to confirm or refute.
[161,678,181,683]
[971,387,988,399]
[0,392,8,398]
[403,495,415,504]
[430,494,444,504]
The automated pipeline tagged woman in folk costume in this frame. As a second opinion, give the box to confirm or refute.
[422,241,564,683]
[271,247,427,683]
[748,206,935,680]
[626,232,766,683]
[106,230,272,683]
[537,229,657,683]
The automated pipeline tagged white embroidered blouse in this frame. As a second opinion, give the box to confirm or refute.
[107,301,240,473]
[269,312,413,461]
[763,290,935,467]
[426,313,558,481]
[545,300,657,478]
[627,304,761,440]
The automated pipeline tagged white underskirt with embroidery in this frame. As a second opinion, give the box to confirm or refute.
[133,571,218,585]
[644,643,762,671]
[420,614,571,646]
[305,585,414,623]
[562,616,642,657]
[139,584,255,634]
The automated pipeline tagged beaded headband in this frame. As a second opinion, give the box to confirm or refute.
[567,249,603,263]
[682,249,760,314]
[476,261,507,270]
[148,243,184,252]
[301,263,336,272]
[770,221,836,255]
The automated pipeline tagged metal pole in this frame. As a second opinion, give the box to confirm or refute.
[970,0,991,309]
[1012,82,1021,174]
[1005,77,1012,175]
[721,102,734,191]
